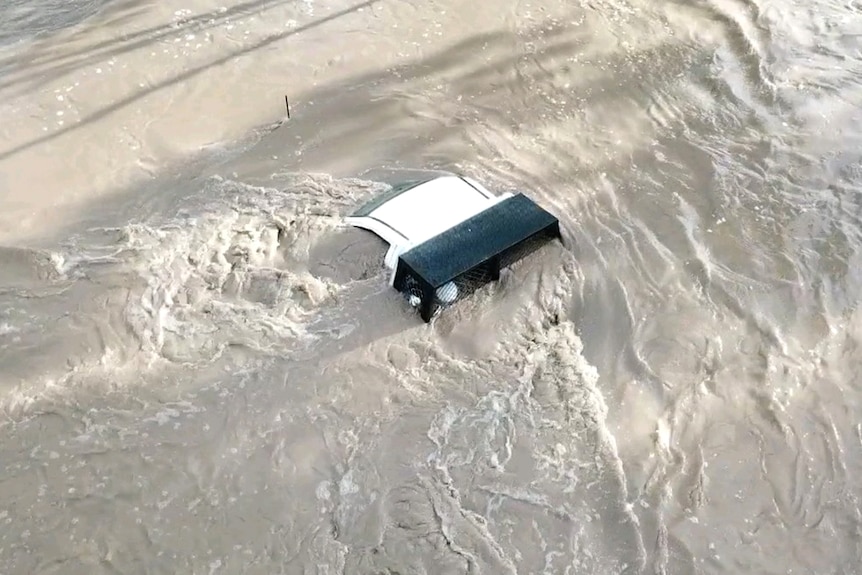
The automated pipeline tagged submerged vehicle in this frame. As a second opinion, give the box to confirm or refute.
[345,173,563,322]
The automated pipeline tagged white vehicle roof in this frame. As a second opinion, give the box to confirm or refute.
[345,175,513,275]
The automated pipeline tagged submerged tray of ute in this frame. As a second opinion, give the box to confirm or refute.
[345,174,563,322]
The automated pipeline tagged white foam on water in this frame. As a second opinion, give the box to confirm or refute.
[0,172,391,408]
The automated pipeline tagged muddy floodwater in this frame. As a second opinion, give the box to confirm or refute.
[1,0,861,573]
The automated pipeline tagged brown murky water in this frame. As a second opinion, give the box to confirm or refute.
[1,0,861,573]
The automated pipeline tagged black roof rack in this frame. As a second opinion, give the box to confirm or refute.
[391,192,563,322]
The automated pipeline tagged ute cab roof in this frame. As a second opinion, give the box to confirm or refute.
[345,175,514,274]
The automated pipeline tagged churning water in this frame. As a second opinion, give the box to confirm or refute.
[0,0,861,573]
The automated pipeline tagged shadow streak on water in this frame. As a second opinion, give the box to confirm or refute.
[0,0,301,94]
[0,0,382,163]
[0,0,141,48]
